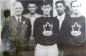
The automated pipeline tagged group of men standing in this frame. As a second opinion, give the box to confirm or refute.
[2,0,86,56]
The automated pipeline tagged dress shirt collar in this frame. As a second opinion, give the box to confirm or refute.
[14,15,22,22]
[57,13,66,21]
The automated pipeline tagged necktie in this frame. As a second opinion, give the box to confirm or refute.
[18,18,21,23]
[17,18,21,35]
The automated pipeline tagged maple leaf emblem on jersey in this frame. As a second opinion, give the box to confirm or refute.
[42,22,53,36]
[72,22,81,31]
[71,22,81,36]
[43,22,53,31]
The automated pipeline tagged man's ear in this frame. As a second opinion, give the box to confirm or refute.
[27,6,29,10]
[50,7,52,10]
[55,7,57,10]
[36,6,38,9]
[41,7,43,10]
[64,6,66,10]
[22,7,24,11]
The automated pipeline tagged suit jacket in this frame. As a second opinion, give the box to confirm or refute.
[7,16,31,52]
[24,13,42,35]
[55,14,71,49]
[9,16,31,41]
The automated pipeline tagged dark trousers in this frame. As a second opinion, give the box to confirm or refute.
[4,40,30,56]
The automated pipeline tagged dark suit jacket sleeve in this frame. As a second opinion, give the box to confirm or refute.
[26,18,32,40]
[8,17,15,41]
[1,18,10,43]
[33,19,41,44]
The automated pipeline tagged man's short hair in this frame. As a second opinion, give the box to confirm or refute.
[55,1,66,7]
[42,2,52,7]
[13,1,23,7]
[70,1,81,7]
[28,1,37,6]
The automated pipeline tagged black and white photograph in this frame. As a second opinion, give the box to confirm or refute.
[0,0,86,56]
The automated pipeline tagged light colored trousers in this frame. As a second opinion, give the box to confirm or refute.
[35,44,59,56]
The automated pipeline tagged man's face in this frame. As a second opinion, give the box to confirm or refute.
[41,5,52,16]
[71,2,81,14]
[56,3,65,15]
[28,4,37,14]
[13,2,23,16]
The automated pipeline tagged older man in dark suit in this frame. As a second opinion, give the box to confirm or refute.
[5,2,31,56]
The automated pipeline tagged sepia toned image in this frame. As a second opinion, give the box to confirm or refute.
[0,0,86,56]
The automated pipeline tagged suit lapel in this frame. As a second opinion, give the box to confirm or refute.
[59,14,69,32]
[12,16,19,26]
[19,16,26,32]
